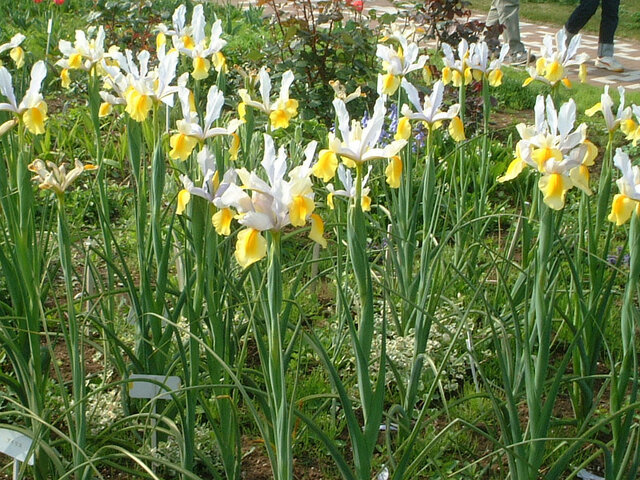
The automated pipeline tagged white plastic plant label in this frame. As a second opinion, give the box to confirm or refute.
[128,374,181,400]
[0,428,34,465]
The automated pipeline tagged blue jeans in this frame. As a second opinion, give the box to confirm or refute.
[565,0,620,56]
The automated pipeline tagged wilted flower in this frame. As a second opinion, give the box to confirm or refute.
[28,158,97,195]
[329,80,364,104]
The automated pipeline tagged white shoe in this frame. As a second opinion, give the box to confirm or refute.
[594,56,625,73]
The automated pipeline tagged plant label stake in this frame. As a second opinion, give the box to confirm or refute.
[128,374,181,452]
[0,428,34,480]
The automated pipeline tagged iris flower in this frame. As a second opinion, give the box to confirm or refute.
[216,135,324,267]
[28,158,97,195]
[176,147,238,235]
[0,60,47,135]
[169,86,242,161]
[609,149,640,225]
[238,67,298,130]
[498,95,592,209]
[174,6,226,80]
[326,164,373,211]
[109,47,180,122]
[400,79,464,141]
[523,29,589,88]
[585,86,635,134]
[376,32,428,95]
[156,5,193,50]
[0,33,26,69]
[57,26,106,73]
[442,40,472,87]
[328,95,407,171]
[466,41,510,87]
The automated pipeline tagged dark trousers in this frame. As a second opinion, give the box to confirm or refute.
[565,0,620,47]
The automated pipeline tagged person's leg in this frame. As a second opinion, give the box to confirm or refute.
[565,0,600,35]
[486,0,500,26]
[597,0,620,57]
[497,0,525,54]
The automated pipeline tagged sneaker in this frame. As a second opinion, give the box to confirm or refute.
[508,50,536,66]
[594,56,624,72]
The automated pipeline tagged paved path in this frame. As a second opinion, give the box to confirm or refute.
[227,0,640,91]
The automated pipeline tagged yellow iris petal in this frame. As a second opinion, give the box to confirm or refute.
[582,140,598,166]
[562,77,572,89]
[535,58,546,76]
[361,195,372,212]
[452,70,462,88]
[125,88,152,122]
[464,67,473,85]
[609,194,636,226]
[395,117,411,141]
[498,158,525,183]
[23,101,48,135]
[213,52,227,73]
[177,189,191,215]
[238,102,246,121]
[539,173,571,210]
[309,213,327,248]
[192,56,211,81]
[579,64,588,83]
[230,133,240,161]
[488,69,503,87]
[385,155,403,188]
[449,116,465,142]
[532,147,562,171]
[284,99,299,118]
[442,67,452,85]
[10,47,24,69]
[270,109,290,130]
[99,102,112,117]
[156,32,166,51]
[290,195,315,227]
[212,207,234,236]
[312,149,338,183]
[570,165,592,195]
[69,53,83,70]
[235,228,267,269]
[381,73,401,95]
[545,61,564,84]
[327,192,335,210]
[182,35,195,50]
[523,77,534,87]
[585,102,601,117]
[169,133,198,161]
[61,69,71,89]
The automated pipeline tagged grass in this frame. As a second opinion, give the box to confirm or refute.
[468,0,640,42]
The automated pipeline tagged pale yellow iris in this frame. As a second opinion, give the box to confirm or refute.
[125,88,153,122]
[213,207,234,236]
[23,101,48,135]
[289,195,315,227]
[385,155,402,188]
[309,214,327,248]
[313,149,338,182]
[169,133,198,161]
[235,228,267,269]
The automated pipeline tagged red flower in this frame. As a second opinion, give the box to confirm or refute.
[352,0,364,11]
[53,0,64,4]
[34,0,43,3]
